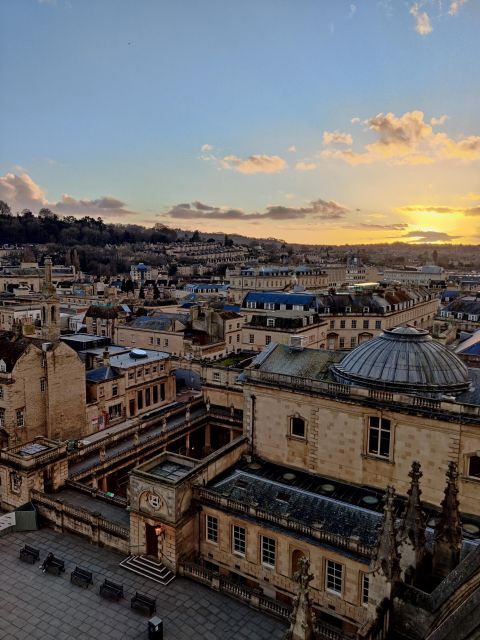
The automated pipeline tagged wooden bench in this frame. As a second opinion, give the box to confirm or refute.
[45,556,65,576]
[19,545,40,564]
[131,592,157,615]
[99,579,124,601]
[70,566,93,588]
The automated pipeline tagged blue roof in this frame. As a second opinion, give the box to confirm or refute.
[243,291,316,306]
[441,290,461,302]
[223,304,241,313]
[185,283,229,291]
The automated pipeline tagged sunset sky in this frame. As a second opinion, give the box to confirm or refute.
[1,0,480,244]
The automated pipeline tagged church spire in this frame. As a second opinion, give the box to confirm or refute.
[432,461,463,578]
[40,256,60,341]
[398,461,427,578]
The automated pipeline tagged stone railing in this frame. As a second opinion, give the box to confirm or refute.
[243,369,480,423]
[194,486,373,558]
[1,444,67,469]
[65,479,127,507]
[31,489,129,553]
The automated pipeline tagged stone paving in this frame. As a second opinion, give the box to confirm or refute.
[0,529,287,640]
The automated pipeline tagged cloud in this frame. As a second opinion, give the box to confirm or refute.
[430,114,448,126]
[0,172,48,211]
[400,230,461,242]
[221,154,287,174]
[322,110,480,165]
[164,198,348,222]
[449,0,468,15]
[399,204,480,216]
[0,172,136,218]
[288,145,297,153]
[323,131,353,146]
[410,3,433,35]
[348,4,357,18]
[201,143,213,152]
[355,222,409,230]
[351,117,361,125]
[295,161,317,171]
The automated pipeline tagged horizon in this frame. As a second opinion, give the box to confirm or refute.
[1,0,480,245]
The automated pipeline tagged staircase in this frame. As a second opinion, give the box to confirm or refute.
[119,555,175,586]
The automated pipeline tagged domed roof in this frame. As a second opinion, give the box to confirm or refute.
[332,326,470,395]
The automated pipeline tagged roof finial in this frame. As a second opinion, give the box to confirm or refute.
[398,461,427,579]
[371,485,401,583]
[284,556,315,640]
[432,461,463,578]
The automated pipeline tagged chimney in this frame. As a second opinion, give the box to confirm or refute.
[103,347,110,367]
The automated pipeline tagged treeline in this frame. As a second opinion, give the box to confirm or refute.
[0,201,177,246]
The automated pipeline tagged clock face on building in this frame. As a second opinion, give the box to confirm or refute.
[148,493,161,509]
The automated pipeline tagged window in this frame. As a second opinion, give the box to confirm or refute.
[265,303,275,310]
[291,416,306,438]
[108,403,122,420]
[149,337,153,344]
[137,390,144,410]
[232,525,246,556]
[368,416,391,458]
[468,455,480,478]
[99,386,105,398]
[229,336,232,344]
[329,320,335,329]
[363,320,369,329]
[345,306,351,313]
[40,379,46,393]
[246,301,257,309]
[164,339,169,347]
[375,320,382,329]
[112,385,118,397]
[350,337,356,348]
[16,409,24,428]
[128,372,134,380]
[206,515,218,543]
[266,318,275,328]
[326,560,343,595]
[236,334,240,342]
[361,574,369,606]
[156,338,161,346]
[153,385,159,404]
[265,335,271,346]
[261,536,276,567]
[249,334,254,344]
[145,368,150,375]
[213,372,220,382]
[351,320,357,329]
[145,388,151,406]
[0,407,5,426]
[0,385,3,399]
[340,320,346,329]
[339,338,345,348]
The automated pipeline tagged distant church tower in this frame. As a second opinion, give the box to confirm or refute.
[41,256,60,341]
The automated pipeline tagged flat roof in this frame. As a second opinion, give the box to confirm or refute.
[109,348,170,369]
[149,460,193,482]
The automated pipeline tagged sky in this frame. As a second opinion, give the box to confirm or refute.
[1,0,480,245]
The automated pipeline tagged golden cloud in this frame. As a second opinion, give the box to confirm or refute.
[295,161,317,171]
[399,204,480,216]
[410,4,433,36]
[321,110,480,165]
[221,154,287,174]
[322,131,353,146]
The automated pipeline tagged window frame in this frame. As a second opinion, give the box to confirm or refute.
[325,559,343,596]
[232,524,246,557]
[367,416,392,459]
[206,514,219,544]
[261,535,276,568]
[290,415,306,439]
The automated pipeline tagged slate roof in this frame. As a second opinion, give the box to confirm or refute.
[243,292,316,307]
[333,327,471,394]
[444,297,480,315]
[0,335,33,372]
[316,293,385,313]
[249,342,344,380]
[128,313,190,331]
[85,305,120,319]
[85,366,121,383]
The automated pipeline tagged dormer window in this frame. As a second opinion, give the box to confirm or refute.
[363,306,369,313]
[266,318,275,327]
[345,306,351,313]
[0,359,6,373]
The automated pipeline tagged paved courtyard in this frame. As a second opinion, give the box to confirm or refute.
[0,528,287,640]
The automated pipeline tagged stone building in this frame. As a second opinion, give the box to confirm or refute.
[226,266,328,303]
[84,303,130,339]
[124,327,480,638]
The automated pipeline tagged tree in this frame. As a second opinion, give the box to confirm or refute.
[0,200,12,216]
[432,249,438,265]
[190,230,201,243]
[124,278,135,294]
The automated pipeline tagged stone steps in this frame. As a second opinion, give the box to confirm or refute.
[119,555,175,586]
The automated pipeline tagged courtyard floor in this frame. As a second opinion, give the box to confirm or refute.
[0,528,287,640]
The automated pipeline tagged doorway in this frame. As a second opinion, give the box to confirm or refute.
[145,523,158,557]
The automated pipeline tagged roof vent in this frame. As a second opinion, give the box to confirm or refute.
[289,335,307,351]
[129,348,148,359]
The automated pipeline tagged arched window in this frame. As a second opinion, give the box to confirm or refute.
[51,306,56,322]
